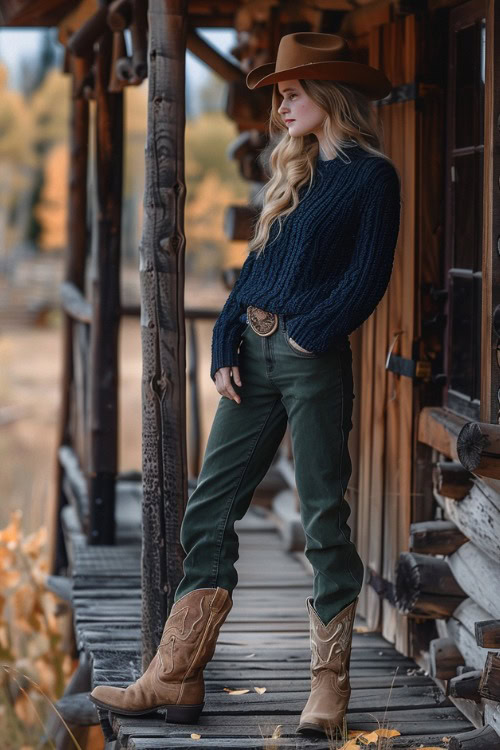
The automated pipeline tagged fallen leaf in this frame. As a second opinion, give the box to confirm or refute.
[190,733,201,740]
[223,688,250,694]
[272,724,282,738]
[361,728,401,742]
[254,687,266,694]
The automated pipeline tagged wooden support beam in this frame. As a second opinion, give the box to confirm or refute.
[480,0,500,424]
[59,281,92,323]
[476,620,500,649]
[457,421,500,479]
[186,27,244,82]
[418,406,468,460]
[449,670,482,702]
[432,460,474,499]
[51,55,90,575]
[67,5,109,57]
[429,637,465,679]
[409,520,467,555]
[394,552,466,618]
[140,0,189,669]
[88,27,124,545]
[130,0,148,79]
[107,0,132,30]
[480,652,500,701]
[109,31,128,92]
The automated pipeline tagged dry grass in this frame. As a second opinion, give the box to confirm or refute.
[259,669,451,750]
[0,510,78,749]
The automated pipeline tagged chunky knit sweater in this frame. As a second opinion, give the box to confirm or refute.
[210,145,401,381]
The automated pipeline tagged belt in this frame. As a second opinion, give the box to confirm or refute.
[247,305,278,337]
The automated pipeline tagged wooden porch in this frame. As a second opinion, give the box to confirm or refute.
[56,492,476,749]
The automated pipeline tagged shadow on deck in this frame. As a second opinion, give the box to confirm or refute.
[62,498,474,749]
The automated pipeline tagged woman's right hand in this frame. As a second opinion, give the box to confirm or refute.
[214,366,242,405]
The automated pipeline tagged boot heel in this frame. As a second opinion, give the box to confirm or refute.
[165,703,204,724]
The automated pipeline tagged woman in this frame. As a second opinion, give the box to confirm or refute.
[90,31,401,738]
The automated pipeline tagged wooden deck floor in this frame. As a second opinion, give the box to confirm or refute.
[71,506,475,749]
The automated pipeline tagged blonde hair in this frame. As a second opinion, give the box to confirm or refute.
[249,79,393,256]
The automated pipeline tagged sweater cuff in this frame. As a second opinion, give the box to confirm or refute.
[210,320,247,381]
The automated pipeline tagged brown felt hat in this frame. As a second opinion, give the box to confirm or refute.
[246,32,392,101]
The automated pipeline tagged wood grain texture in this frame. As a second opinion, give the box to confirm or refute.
[140,0,189,668]
[88,28,124,543]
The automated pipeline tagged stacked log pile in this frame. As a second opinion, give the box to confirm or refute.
[394,452,500,739]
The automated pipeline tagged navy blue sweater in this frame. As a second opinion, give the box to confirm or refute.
[210,145,401,381]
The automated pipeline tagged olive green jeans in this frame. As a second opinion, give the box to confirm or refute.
[174,315,364,624]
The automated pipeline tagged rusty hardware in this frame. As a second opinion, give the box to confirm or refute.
[385,331,432,381]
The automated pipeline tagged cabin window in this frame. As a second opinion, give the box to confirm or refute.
[444,1,485,419]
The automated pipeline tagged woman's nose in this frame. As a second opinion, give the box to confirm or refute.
[278,101,288,114]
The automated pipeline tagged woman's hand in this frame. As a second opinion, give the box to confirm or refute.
[214,366,242,404]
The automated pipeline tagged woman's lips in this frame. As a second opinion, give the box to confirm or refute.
[285,119,295,124]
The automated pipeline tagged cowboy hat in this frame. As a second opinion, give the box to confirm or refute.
[246,32,392,100]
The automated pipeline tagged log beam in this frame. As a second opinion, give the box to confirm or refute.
[418,406,468,459]
[394,552,466,618]
[107,0,132,31]
[480,652,500,701]
[67,6,109,58]
[448,725,500,749]
[409,520,467,555]
[476,620,500,649]
[457,421,500,479]
[432,460,474,499]
[186,27,245,82]
[449,670,482,702]
[429,637,465,679]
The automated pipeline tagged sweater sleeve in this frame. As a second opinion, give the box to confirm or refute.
[285,161,401,353]
[210,250,256,381]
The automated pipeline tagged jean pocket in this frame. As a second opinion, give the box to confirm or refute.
[283,329,321,358]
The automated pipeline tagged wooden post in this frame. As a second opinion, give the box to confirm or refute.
[88,28,124,544]
[51,55,90,574]
[140,0,188,667]
[481,0,500,424]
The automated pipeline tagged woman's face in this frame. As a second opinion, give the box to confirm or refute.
[277,79,325,138]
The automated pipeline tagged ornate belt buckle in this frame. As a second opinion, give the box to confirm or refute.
[247,305,278,337]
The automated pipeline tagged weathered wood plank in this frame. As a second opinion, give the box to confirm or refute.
[447,542,500,619]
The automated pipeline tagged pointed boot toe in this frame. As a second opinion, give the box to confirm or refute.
[88,587,232,722]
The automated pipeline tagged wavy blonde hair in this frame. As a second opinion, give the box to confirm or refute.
[249,79,393,256]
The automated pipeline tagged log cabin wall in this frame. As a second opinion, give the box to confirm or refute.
[345,10,419,653]
[390,0,500,735]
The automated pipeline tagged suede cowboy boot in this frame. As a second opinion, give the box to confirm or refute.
[297,595,358,737]
[89,587,232,722]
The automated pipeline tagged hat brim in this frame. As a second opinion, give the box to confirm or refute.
[246,60,392,100]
